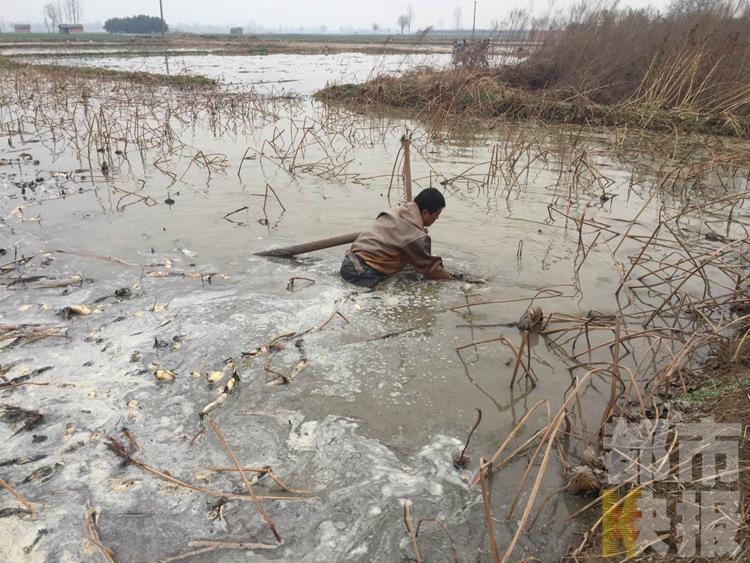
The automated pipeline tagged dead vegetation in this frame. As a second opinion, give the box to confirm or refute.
[512,0,750,113]
[0,56,216,88]
[0,60,295,168]
[446,127,750,559]
[318,1,750,137]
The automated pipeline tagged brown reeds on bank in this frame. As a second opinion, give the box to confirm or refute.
[317,1,750,137]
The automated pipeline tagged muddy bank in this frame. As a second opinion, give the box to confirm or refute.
[0,34,456,57]
[0,56,217,87]
[316,68,750,137]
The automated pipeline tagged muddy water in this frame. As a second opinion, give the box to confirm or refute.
[2,56,748,562]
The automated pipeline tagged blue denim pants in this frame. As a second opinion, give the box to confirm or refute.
[340,252,388,288]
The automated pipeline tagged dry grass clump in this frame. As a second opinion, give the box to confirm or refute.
[0,56,215,88]
[318,67,748,135]
[318,0,750,136]
[514,0,750,115]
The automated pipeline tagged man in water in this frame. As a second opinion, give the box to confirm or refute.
[340,187,455,288]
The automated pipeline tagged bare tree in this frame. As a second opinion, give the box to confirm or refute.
[397,14,409,34]
[372,22,380,32]
[406,3,414,33]
[43,3,61,33]
[63,0,82,25]
[454,6,462,30]
[506,9,530,43]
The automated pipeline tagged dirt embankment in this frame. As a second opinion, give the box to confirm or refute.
[316,68,750,138]
[317,4,750,137]
[0,56,216,88]
[0,34,453,56]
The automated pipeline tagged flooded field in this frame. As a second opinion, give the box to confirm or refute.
[10,51,451,93]
[1,52,749,562]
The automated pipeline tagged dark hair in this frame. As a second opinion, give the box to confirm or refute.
[414,188,446,213]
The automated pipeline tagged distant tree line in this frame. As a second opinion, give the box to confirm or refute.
[104,15,167,34]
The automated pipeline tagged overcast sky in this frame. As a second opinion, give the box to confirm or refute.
[3,0,667,31]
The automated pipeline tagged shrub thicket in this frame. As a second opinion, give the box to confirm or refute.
[512,0,750,116]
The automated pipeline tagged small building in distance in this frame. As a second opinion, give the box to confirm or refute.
[230,27,244,36]
[59,24,84,34]
[14,24,32,33]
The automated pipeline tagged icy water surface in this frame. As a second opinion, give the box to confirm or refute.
[2,55,749,562]
[16,51,451,94]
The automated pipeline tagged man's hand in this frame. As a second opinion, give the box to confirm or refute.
[451,271,486,284]
[425,268,456,280]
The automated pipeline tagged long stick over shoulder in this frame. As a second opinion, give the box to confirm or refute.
[255,232,361,258]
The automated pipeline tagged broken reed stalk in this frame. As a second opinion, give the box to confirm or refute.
[501,369,599,563]
[478,458,501,563]
[203,415,282,543]
[155,539,280,562]
[473,400,549,485]
[155,538,282,562]
[223,206,249,224]
[449,287,569,312]
[207,467,310,495]
[732,326,750,363]
[186,427,205,445]
[287,276,315,291]
[386,143,405,203]
[191,540,279,550]
[490,429,546,475]
[237,146,253,178]
[122,427,141,452]
[0,477,37,513]
[600,319,622,435]
[415,518,460,563]
[402,501,422,563]
[510,330,529,387]
[455,407,482,467]
[153,546,220,563]
[84,505,116,563]
[316,310,350,331]
[104,437,306,503]
[262,183,286,212]
[456,335,535,384]
[261,332,296,380]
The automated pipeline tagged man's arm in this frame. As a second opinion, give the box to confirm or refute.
[402,236,454,280]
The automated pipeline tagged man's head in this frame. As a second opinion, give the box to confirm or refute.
[414,187,445,227]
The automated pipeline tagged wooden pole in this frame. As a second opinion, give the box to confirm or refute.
[472,1,477,41]
[159,0,166,39]
[255,232,361,258]
[402,136,413,202]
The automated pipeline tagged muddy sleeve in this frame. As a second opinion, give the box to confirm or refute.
[402,235,453,279]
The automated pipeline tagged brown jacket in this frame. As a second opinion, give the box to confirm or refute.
[350,202,452,279]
